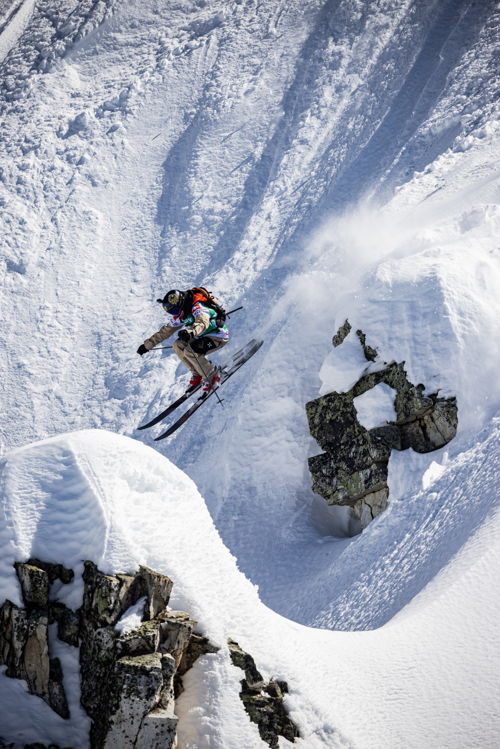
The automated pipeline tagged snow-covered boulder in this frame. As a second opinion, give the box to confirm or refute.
[307,329,457,530]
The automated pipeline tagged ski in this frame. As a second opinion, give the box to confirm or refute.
[137,384,201,430]
[154,338,263,441]
[137,339,262,431]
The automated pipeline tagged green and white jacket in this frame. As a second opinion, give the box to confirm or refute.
[143,301,229,350]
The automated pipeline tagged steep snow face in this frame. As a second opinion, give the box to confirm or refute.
[1,428,500,748]
[0,0,499,623]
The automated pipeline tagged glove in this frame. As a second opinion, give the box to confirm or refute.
[178,329,194,343]
[137,344,148,355]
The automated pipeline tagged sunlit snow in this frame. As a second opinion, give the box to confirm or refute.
[1,0,499,747]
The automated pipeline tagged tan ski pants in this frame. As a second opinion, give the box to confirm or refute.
[173,337,228,380]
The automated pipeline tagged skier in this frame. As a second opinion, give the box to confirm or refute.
[136,288,229,392]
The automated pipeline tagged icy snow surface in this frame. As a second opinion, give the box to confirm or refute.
[0,0,500,746]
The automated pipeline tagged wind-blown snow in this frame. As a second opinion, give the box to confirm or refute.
[0,0,499,745]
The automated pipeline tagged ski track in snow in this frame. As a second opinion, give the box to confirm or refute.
[0,0,499,660]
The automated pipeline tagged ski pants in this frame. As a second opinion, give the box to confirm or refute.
[173,336,228,380]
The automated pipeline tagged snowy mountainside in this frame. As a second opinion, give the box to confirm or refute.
[0,0,499,641]
[1,429,500,748]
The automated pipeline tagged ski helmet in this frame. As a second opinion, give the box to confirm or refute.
[160,289,186,313]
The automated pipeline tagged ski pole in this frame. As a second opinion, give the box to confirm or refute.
[226,305,243,317]
[151,307,242,350]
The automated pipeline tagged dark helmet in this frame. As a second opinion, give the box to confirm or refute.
[158,289,186,314]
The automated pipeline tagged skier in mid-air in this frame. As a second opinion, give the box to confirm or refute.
[137,288,229,392]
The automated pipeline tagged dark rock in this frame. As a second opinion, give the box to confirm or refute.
[306,332,458,530]
[356,329,378,361]
[0,600,50,698]
[116,619,161,658]
[14,563,49,611]
[332,319,351,347]
[228,639,264,687]
[81,561,137,628]
[135,566,173,620]
[48,657,69,719]
[79,624,118,723]
[157,610,195,668]
[0,598,70,718]
[49,602,80,647]
[26,558,74,585]
[178,632,219,675]
[228,640,299,747]
[79,564,190,749]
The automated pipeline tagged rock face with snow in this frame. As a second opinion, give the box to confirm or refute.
[307,327,458,530]
[0,558,219,748]
[1,554,302,748]
[0,559,72,719]
[80,561,223,749]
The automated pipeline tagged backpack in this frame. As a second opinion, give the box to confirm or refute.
[190,287,227,328]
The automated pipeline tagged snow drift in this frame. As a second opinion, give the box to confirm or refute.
[1,428,500,748]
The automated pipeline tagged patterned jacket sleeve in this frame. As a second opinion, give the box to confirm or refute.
[143,324,178,350]
[188,311,211,337]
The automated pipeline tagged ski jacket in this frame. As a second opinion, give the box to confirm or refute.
[143,301,229,351]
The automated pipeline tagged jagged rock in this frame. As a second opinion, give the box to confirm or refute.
[97,653,177,749]
[26,558,74,585]
[49,602,80,647]
[81,562,173,630]
[48,657,69,719]
[136,566,173,620]
[308,452,389,509]
[0,600,53,710]
[228,640,299,748]
[3,602,50,695]
[396,395,458,452]
[306,331,458,530]
[0,560,72,718]
[228,639,264,686]
[116,620,161,658]
[356,329,378,361]
[79,564,207,749]
[332,319,351,347]
[80,624,118,723]
[178,632,219,675]
[14,563,49,610]
[82,562,137,628]
[157,611,196,668]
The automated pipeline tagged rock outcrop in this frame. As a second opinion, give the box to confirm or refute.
[228,639,300,748]
[307,324,458,531]
[0,560,72,718]
[79,561,217,749]
[1,560,300,747]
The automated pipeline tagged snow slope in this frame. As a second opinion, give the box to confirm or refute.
[0,0,500,744]
[1,428,500,748]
